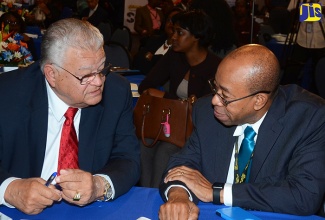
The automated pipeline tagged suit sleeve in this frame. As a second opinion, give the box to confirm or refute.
[97,74,140,198]
[159,100,204,204]
[134,8,144,34]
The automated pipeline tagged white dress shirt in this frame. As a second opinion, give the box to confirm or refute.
[223,113,266,206]
[88,4,98,18]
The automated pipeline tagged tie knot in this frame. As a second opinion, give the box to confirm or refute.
[65,107,78,120]
[244,126,256,140]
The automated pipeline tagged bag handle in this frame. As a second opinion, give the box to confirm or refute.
[140,104,164,148]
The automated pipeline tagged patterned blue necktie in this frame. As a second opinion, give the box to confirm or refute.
[238,126,256,177]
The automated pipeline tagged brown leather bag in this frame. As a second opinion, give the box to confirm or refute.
[133,90,196,148]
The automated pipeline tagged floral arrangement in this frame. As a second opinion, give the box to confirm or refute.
[0,24,33,66]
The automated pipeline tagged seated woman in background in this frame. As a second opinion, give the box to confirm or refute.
[133,7,183,75]
[138,10,221,188]
[0,11,37,61]
[233,0,260,46]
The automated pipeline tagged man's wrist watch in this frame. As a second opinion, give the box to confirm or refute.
[101,177,113,201]
[212,182,224,204]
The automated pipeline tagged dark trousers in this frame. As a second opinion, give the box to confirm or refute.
[139,139,181,188]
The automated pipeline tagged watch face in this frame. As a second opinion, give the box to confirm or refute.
[106,186,113,198]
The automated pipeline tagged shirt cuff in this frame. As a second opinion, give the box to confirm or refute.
[164,185,193,202]
[0,177,20,208]
[95,174,115,200]
[223,183,233,206]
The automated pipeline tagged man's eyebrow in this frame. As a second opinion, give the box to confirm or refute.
[217,83,230,93]
[78,61,106,71]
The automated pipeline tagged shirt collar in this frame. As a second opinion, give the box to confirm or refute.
[233,112,268,137]
[90,4,98,12]
[45,79,71,122]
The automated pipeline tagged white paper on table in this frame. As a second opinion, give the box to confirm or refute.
[0,212,12,220]
[24,33,39,38]
[130,83,140,97]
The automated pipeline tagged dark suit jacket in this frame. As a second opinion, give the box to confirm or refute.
[0,62,140,199]
[81,5,109,27]
[160,85,325,215]
[134,5,164,36]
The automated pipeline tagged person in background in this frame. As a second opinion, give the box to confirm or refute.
[234,0,261,46]
[138,10,221,188]
[175,0,192,11]
[133,7,183,75]
[190,0,238,58]
[0,11,37,60]
[158,44,325,219]
[134,0,165,48]
[80,0,109,27]
[30,0,63,28]
[281,0,325,94]
[264,0,290,34]
[0,18,140,215]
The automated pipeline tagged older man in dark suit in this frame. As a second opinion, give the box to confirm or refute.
[158,44,325,219]
[0,18,140,215]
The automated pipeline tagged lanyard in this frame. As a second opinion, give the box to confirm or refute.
[234,137,254,184]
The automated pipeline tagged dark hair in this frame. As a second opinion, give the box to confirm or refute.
[190,0,238,52]
[0,11,26,33]
[172,9,215,48]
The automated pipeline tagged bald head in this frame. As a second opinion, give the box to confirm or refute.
[222,44,280,95]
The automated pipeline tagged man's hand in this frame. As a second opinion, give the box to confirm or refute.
[159,187,199,220]
[55,169,104,206]
[4,178,62,215]
[164,166,213,202]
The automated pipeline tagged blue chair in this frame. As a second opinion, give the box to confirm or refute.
[104,41,132,69]
[110,26,132,51]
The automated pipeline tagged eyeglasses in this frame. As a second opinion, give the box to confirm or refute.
[52,63,112,85]
[208,79,271,107]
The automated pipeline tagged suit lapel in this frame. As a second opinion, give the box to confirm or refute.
[28,76,48,177]
[213,126,237,181]
[250,93,285,181]
[78,104,104,172]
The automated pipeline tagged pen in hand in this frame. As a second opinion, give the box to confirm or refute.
[45,172,57,187]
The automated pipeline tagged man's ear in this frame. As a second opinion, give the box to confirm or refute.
[43,64,56,87]
[253,93,269,111]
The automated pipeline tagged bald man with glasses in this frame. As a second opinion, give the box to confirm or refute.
[158,44,325,219]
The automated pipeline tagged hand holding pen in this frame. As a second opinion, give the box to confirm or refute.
[45,172,57,187]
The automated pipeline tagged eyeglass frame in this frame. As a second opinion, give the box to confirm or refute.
[208,78,271,107]
[51,62,112,85]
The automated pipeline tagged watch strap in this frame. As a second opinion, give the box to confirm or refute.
[212,182,224,205]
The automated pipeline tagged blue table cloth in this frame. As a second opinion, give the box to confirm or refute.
[0,187,323,220]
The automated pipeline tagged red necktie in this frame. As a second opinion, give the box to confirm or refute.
[57,107,79,173]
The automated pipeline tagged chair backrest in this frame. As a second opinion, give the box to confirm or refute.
[104,41,132,69]
[110,26,132,51]
[98,21,113,43]
[315,57,325,99]
[60,7,73,19]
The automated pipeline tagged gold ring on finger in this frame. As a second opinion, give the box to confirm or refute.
[73,191,81,201]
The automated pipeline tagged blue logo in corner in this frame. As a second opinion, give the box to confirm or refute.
[299,3,322,22]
